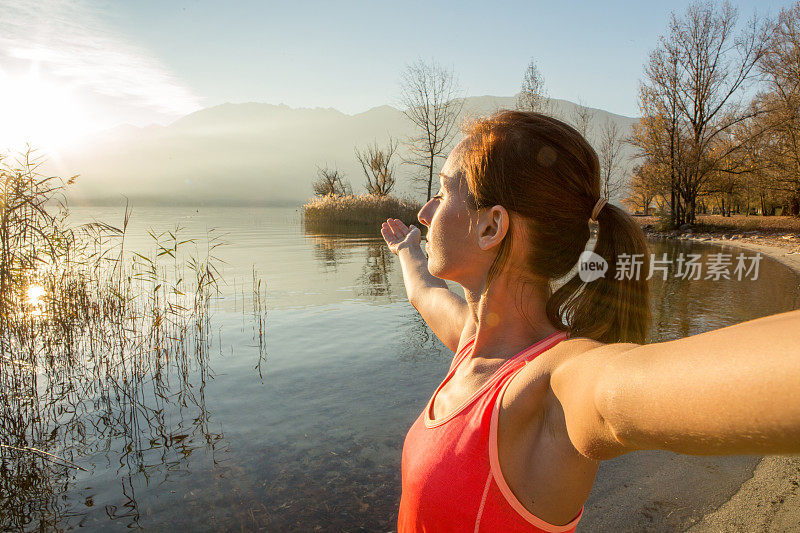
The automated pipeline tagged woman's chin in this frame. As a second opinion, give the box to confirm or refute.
[427,259,444,277]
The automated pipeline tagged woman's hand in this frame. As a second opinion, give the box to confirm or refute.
[381,218,421,256]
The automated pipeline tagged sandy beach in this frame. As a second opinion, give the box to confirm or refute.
[640,221,800,532]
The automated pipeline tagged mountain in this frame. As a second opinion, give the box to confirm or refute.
[47,96,640,207]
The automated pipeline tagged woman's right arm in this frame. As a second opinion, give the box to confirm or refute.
[382,219,469,353]
[550,309,800,460]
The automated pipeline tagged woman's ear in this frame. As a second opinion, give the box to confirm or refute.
[477,205,509,251]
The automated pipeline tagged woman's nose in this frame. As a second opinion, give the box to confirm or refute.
[418,202,432,227]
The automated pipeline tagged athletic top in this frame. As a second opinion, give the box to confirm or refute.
[397,330,583,532]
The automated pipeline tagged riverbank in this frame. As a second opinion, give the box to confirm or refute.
[634,214,800,263]
[635,215,800,532]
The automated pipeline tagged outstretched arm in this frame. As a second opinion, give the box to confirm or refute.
[381,218,469,353]
[551,309,800,460]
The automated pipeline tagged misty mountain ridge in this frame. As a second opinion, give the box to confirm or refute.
[48,95,640,207]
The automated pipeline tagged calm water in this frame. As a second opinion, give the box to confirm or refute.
[10,206,800,532]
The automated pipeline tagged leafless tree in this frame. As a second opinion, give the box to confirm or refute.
[633,1,768,226]
[598,119,626,200]
[515,59,551,114]
[634,38,687,227]
[355,137,399,196]
[312,165,350,197]
[757,2,800,215]
[399,58,465,201]
[570,101,594,140]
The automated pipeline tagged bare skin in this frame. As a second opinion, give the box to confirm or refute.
[381,142,800,526]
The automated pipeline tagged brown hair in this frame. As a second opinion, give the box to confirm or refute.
[459,110,651,344]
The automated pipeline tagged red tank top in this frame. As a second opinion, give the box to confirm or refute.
[397,330,583,532]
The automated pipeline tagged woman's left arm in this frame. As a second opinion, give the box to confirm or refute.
[551,309,800,460]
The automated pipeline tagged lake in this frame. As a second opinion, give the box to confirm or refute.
[6,205,799,532]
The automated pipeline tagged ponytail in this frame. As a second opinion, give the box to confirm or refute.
[545,202,651,344]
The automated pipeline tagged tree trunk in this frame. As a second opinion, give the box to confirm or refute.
[670,188,677,228]
[427,153,435,202]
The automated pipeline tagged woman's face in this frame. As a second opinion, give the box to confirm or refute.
[417,144,481,282]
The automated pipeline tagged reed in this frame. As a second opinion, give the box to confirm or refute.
[0,149,266,529]
[301,193,422,232]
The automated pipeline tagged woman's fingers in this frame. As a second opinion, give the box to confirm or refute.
[381,219,397,240]
[380,224,393,243]
[388,218,407,239]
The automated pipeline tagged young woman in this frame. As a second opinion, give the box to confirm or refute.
[380,111,800,532]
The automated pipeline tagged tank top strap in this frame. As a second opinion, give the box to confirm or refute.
[487,330,571,395]
[425,330,570,428]
[449,330,569,379]
[448,333,478,374]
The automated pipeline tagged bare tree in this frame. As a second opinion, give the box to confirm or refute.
[598,119,626,200]
[355,137,399,196]
[570,101,594,140]
[633,1,768,226]
[634,39,687,228]
[312,165,351,197]
[758,3,800,215]
[515,59,551,114]
[399,58,465,201]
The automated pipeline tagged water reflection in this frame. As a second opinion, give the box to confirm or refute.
[308,233,349,273]
[356,242,395,298]
[305,227,400,302]
[646,238,800,341]
[26,284,45,313]
[0,306,225,530]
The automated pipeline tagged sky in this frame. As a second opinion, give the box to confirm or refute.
[0,0,795,151]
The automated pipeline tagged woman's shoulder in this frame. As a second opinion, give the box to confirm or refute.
[499,337,606,426]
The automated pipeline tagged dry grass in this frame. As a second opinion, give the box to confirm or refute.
[634,214,800,235]
[302,193,422,232]
[0,149,266,529]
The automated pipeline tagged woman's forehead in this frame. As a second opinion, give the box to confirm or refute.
[442,142,469,173]
[439,169,465,189]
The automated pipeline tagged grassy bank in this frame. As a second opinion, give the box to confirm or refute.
[302,193,422,233]
[634,214,800,251]
[634,214,800,235]
[632,214,800,277]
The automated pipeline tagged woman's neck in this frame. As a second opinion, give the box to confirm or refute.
[462,273,558,362]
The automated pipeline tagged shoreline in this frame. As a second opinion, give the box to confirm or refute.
[638,221,800,532]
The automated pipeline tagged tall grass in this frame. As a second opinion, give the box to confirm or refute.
[0,150,266,529]
[302,193,422,233]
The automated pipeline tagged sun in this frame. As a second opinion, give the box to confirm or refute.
[0,66,99,154]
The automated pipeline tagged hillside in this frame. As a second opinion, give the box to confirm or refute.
[47,96,640,207]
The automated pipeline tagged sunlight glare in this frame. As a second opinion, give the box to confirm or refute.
[26,284,45,316]
[0,66,98,154]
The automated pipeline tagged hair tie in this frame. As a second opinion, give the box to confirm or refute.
[589,197,607,223]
